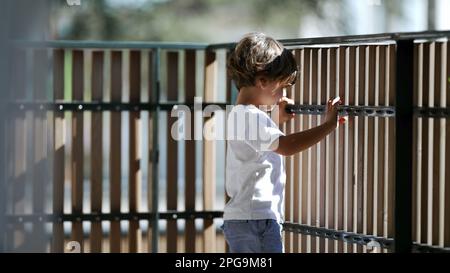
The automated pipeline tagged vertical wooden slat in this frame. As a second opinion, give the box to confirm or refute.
[166,51,179,253]
[71,50,84,251]
[32,49,48,252]
[285,86,293,253]
[412,43,419,244]
[52,49,65,252]
[324,47,331,252]
[327,47,336,253]
[337,47,346,253]
[375,46,388,252]
[345,46,356,253]
[427,42,436,246]
[203,50,217,252]
[356,46,366,253]
[375,46,386,245]
[444,41,450,247]
[387,44,396,243]
[318,48,328,253]
[378,45,387,252]
[372,46,380,242]
[300,48,308,252]
[352,45,361,253]
[304,48,312,252]
[90,51,104,253]
[420,43,430,244]
[184,49,196,253]
[310,48,318,253]
[129,50,142,252]
[383,45,395,252]
[110,50,122,253]
[367,46,376,247]
[437,41,446,247]
[432,42,441,246]
[293,49,301,253]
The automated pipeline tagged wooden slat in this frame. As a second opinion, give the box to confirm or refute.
[432,42,441,246]
[378,45,387,252]
[166,51,179,253]
[71,50,84,251]
[420,43,429,244]
[310,48,318,253]
[375,45,386,252]
[224,50,233,254]
[323,47,331,252]
[412,43,419,244]
[356,46,366,253]
[337,46,346,253]
[437,42,447,247]
[426,42,436,246]
[147,50,156,252]
[90,51,104,253]
[110,50,122,253]
[445,41,450,247]
[327,47,336,253]
[52,49,65,252]
[367,46,376,247]
[293,49,302,253]
[184,49,196,253]
[374,46,383,243]
[303,48,312,252]
[285,86,293,253]
[129,50,142,252]
[345,46,356,252]
[318,48,327,253]
[387,44,396,244]
[31,49,48,252]
[203,50,217,252]
[300,48,308,252]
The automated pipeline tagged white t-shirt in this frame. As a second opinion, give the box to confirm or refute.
[224,104,286,223]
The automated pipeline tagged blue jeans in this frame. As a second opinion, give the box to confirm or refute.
[221,219,284,253]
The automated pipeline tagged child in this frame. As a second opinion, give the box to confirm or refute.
[222,32,343,253]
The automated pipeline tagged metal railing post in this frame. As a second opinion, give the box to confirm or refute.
[394,39,414,253]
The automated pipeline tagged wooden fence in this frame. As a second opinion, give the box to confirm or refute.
[3,31,450,253]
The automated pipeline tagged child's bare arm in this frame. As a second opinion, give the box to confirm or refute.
[274,97,343,156]
[274,121,335,156]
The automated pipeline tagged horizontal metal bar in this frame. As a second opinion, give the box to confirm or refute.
[11,40,208,50]
[282,222,394,249]
[11,31,450,51]
[5,211,224,223]
[8,102,450,119]
[285,104,396,117]
[6,101,230,112]
[412,243,450,253]
[208,30,450,50]
[414,107,450,118]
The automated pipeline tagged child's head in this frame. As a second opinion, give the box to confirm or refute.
[227,32,298,105]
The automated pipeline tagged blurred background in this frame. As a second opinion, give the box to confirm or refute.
[50,0,450,42]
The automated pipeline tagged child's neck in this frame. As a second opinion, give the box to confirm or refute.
[235,87,264,107]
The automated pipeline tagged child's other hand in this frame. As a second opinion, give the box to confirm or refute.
[324,97,346,129]
[276,97,296,124]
